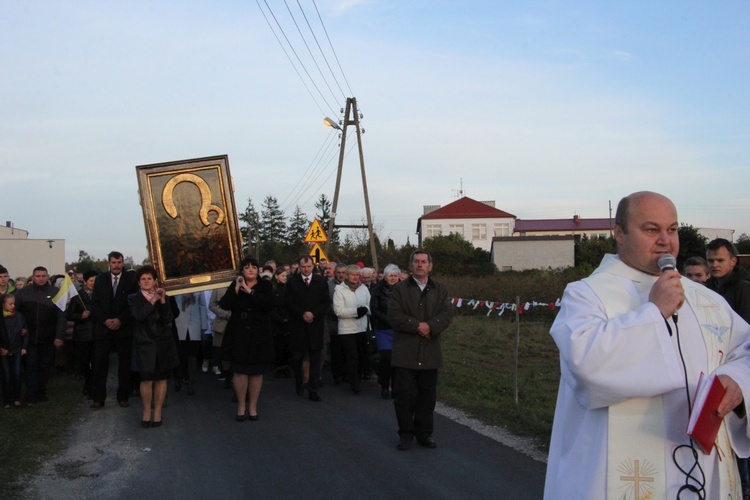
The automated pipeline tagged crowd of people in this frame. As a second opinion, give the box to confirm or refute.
[0,250,454,450]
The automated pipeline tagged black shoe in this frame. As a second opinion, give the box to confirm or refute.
[295,383,304,397]
[397,437,413,451]
[248,414,259,421]
[381,387,390,399]
[308,392,322,402]
[417,437,437,449]
[141,420,151,429]
[236,413,247,422]
[151,420,162,428]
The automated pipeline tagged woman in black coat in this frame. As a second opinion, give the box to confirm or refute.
[65,270,98,399]
[369,264,401,399]
[128,265,179,428]
[220,257,274,421]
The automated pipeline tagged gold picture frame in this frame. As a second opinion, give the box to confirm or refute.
[135,155,242,294]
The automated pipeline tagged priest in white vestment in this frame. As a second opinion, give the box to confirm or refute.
[544,192,750,499]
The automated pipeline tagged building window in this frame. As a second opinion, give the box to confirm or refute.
[426,224,442,238]
[494,223,510,237]
[449,224,464,238]
[471,223,486,241]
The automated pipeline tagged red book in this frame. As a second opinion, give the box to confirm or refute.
[687,372,727,455]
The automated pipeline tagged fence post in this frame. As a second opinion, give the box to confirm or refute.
[514,295,520,407]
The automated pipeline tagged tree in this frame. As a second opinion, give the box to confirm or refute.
[314,193,340,247]
[575,235,615,269]
[285,205,309,258]
[66,250,115,273]
[736,233,750,254]
[259,195,286,244]
[422,233,495,276]
[677,223,707,269]
[238,197,259,256]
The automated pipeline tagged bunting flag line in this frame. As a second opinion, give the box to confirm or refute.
[450,296,562,317]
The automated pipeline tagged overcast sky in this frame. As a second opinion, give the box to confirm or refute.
[2,0,748,264]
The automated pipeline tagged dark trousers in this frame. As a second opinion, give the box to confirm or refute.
[74,340,94,397]
[377,349,393,390]
[393,367,438,439]
[25,342,55,403]
[291,349,321,393]
[2,352,23,404]
[329,332,344,380]
[339,334,361,390]
[92,334,133,403]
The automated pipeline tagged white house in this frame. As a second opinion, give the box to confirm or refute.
[417,197,516,252]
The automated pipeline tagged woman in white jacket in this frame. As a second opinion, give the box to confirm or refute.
[333,265,370,394]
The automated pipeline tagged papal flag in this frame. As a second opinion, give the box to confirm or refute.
[52,274,79,311]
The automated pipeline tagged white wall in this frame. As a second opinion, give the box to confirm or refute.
[0,239,66,278]
[491,236,574,271]
[422,217,515,251]
[698,227,735,242]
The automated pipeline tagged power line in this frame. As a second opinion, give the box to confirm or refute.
[312,0,354,97]
[296,0,348,101]
[279,129,340,214]
[282,0,341,105]
[257,0,338,116]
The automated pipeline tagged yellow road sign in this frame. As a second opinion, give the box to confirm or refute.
[309,243,328,264]
[304,219,328,243]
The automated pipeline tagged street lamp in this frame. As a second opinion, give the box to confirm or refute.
[323,117,341,131]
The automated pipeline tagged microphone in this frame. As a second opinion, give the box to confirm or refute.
[658,254,677,272]
[657,254,679,323]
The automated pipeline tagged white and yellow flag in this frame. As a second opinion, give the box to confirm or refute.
[52,274,78,311]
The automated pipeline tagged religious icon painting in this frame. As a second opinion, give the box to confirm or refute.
[136,155,243,294]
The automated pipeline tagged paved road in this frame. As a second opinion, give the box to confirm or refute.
[27,364,547,499]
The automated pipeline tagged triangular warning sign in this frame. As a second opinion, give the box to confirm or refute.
[304,219,328,243]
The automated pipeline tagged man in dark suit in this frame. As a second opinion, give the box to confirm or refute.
[89,251,138,408]
[285,255,330,402]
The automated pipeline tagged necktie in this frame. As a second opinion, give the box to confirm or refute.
[113,275,119,295]
[304,277,310,286]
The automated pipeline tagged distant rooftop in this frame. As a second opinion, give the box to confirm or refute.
[515,217,612,233]
[420,196,516,220]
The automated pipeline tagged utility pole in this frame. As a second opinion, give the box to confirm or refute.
[325,97,378,272]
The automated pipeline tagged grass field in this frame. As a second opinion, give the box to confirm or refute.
[0,374,82,496]
[439,315,560,451]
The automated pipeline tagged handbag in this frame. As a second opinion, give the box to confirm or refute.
[365,318,379,363]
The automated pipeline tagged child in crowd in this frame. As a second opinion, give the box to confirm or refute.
[1,293,28,408]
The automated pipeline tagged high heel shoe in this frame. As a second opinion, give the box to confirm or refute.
[141,420,151,428]
[236,412,247,422]
[151,420,162,428]
[248,414,259,421]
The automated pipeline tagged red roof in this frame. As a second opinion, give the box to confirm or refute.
[420,197,516,220]
[514,218,612,232]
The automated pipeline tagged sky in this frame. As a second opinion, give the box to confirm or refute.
[1,0,749,265]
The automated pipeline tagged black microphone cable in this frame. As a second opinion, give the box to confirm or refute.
[669,318,706,499]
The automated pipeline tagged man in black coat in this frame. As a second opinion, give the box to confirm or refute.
[89,251,138,408]
[285,256,330,402]
[14,266,66,404]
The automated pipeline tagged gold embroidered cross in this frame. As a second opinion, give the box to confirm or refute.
[620,460,654,498]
